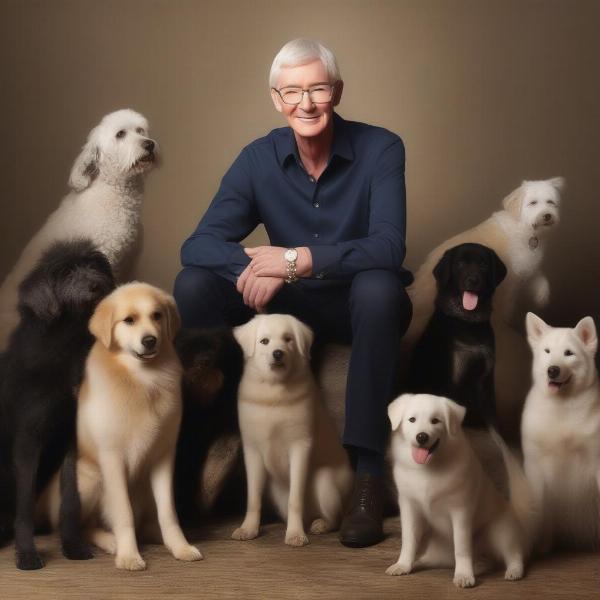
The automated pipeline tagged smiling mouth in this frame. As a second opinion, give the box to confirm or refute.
[134,350,158,361]
[411,438,440,465]
[548,375,571,390]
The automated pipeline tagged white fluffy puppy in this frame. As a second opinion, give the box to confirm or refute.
[0,109,158,349]
[386,393,534,588]
[232,314,352,547]
[521,313,600,552]
[406,177,564,345]
[45,283,201,571]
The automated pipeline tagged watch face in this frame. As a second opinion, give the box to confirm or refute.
[284,248,298,262]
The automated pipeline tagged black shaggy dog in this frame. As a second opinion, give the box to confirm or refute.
[174,328,244,524]
[405,243,507,428]
[0,239,115,570]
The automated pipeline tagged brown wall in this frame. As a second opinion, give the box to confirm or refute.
[1,0,599,326]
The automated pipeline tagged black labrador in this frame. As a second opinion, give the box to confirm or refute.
[0,239,115,569]
[405,243,507,428]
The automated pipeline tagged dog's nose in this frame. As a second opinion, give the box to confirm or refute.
[543,213,552,222]
[416,432,429,446]
[142,140,155,152]
[548,365,560,379]
[142,335,157,350]
[465,274,481,289]
[272,349,284,361]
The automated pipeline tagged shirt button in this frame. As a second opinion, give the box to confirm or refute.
[309,176,315,183]
[316,272,325,279]
[313,233,319,238]
[313,202,319,208]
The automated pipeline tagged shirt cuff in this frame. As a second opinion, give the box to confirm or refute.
[308,245,343,279]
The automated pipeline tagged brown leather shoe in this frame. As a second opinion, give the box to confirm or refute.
[339,473,384,547]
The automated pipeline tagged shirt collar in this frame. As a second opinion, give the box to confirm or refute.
[275,112,354,168]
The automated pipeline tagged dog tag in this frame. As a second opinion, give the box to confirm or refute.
[528,236,539,250]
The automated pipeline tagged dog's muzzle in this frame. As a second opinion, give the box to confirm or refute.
[270,349,286,369]
[412,435,440,465]
[547,365,571,391]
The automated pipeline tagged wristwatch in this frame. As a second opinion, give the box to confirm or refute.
[284,248,298,283]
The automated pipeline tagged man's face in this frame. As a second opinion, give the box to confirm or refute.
[271,59,342,140]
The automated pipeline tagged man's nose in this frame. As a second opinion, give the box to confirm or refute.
[299,90,315,110]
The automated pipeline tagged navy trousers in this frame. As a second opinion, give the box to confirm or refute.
[173,267,412,455]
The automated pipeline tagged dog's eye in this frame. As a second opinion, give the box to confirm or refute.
[564,349,574,356]
[116,130,126,139]
[136,127,145,135]
[431,418,440,425]
[408,417,416,423]
[544,348,550,353]
[547,200,556,206]
[259,338,269,345]
[283,335,292,343]
[124,316,135,325]
[528,200,538,206]
[152,311,162,321]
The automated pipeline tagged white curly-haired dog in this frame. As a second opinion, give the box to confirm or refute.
[0,108,158,350]
[402,177,564,434]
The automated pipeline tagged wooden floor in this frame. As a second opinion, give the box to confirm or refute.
[0,518,598,600]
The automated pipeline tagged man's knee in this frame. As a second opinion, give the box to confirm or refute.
[173,267,221,304]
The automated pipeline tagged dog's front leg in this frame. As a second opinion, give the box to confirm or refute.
[386,498,422,575]
[450,509,475,588]
[98,452,145,571]
[285,441,311,547]
[149,453,202,562]
[13,433,43,570]
[232,444,266,541]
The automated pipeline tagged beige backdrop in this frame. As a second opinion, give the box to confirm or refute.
[1,0,599,326]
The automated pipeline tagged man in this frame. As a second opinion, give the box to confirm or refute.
[174,38,412,547]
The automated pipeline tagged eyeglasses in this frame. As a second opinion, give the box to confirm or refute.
[272,83,336,105]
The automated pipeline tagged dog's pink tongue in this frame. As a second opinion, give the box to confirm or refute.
[463,291,479,311]
[412,446,430,465]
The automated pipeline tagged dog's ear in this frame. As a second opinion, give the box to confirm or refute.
[441,397,466,436]
[89,294,115,348]
[158,290,181,340]
[233,317,259,358]
[502,184,524,219]
[548,176,565,193]
[574,316,598,355]
[489,249,507,287]
[388,394,411,432]
[18,274,61,322]
[289,316,314,358]
[525,312,550,344]
[68,135,100,192]
[432,249,452,288]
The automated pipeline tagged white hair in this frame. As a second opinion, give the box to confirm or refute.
[269,38,341,88]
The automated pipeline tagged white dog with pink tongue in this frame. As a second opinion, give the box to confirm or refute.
[386,393,535,588]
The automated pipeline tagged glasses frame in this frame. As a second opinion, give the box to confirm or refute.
[271,83,337,106]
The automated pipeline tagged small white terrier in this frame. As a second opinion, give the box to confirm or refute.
[0,109,158,349]
[521,312,600,552]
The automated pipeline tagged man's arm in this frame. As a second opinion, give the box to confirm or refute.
[180,148,259,284]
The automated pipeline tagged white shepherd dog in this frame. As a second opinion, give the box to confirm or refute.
[0,109,158,349]
[521,312,600,552]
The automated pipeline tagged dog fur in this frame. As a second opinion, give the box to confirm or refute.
[521,313,600,551]
[44,283,202,570]
[386,393,534,588]
[405,243,507,428]
[231,314,352,546]
[0,239,115,569]
[0,109,158,350]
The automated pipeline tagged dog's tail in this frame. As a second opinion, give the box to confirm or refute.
[489,428,539,555]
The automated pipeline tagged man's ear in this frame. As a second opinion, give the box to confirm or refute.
[388,394,412,432]
[233,316,259,358]
[332,80,344,107]
[271,88,284,113]
[441,397,466,436]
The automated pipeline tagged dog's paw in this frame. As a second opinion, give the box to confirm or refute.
[285,531,309,547]
[504,563,524,581]
[115,553,146,571]
[16,550,44,571]
[62,539,94,561]
[385,561,412,576]
[231,526,258,541]
[453,572,476,588]
[309,518,332,534]
[173,544,203,562]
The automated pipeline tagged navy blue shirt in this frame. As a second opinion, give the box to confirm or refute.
[181,112,413,287]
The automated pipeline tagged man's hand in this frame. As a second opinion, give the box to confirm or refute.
[236,264,284,312]
[245,246,312,278]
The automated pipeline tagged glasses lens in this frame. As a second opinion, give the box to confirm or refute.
[280,89,303,104]
[309,85,333,103]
